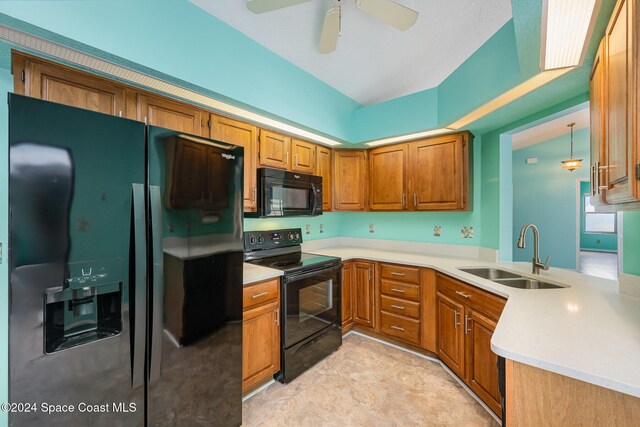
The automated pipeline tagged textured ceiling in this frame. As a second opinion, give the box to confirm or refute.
[512,107,590,151]
[190,0,512,105]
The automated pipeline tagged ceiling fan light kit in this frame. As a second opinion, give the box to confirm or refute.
[247,0,419,54]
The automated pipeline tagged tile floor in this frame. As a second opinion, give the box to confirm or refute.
[578,250,618,280]
[242,333,498,427]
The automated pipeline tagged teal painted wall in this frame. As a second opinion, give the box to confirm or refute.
[579,181,618,252]
[438,20,522,127]
[622,211,640,276]
[0,47,10,426]
[0,1,359,142]
[499,134,513,261]
[512,128,590,269]
[480,132,501,250]
[349,88,438,143]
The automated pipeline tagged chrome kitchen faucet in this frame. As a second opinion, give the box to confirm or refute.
[517,223,550,275]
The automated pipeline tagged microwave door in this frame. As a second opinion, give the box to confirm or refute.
[266,180,311,216]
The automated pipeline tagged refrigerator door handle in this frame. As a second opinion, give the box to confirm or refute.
[132,183,147,390]
[149,185,164,384]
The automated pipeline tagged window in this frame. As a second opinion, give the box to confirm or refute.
[584,195,616,233]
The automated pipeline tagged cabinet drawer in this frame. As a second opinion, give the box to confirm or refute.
[437,273,505,320]
[380,312,420,346]
[380,279,420,301]
[380,295,420,319]
[380,263,420,283]
[243,278,279,310]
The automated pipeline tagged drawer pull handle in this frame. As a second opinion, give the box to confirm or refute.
[455,291,470,299]
[391,288,405,293]
[390,325,405,331]
[390,304,405,310]
[251,291,268,299]
[390,272,406,276]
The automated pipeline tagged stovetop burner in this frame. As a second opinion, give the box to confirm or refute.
[248,251,340,273]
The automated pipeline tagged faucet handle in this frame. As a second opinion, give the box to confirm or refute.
[543,256,551,270]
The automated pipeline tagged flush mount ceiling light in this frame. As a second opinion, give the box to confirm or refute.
[541,0,601,70]
[247,0,419,54]
[365,128,453,147]
[561,122,583,171]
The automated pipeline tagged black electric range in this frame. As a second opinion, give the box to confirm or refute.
[244,228,342,383]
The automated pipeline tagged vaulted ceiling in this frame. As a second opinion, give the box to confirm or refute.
[190,0,512,105]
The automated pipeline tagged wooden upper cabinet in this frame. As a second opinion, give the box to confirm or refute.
[14,53,125,116]
[259,129,291,169]
[598,0,640,205]
[316,146,333,211]
[369,144,408,211]
[333,150,368,211]
[409,132,471,211]
[291,138,316,173]
[590,40,606,203]
[134,93,206,136]
[210,114,258,211]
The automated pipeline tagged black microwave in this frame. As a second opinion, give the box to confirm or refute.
[247,168,322,217]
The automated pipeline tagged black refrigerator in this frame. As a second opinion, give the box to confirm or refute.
[8,94,244,426]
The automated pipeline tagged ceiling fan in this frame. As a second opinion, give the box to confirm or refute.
[246,0,419,54]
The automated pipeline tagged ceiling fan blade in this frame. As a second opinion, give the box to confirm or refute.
[246,0,311,14]
[355,0,418,31]
[318,7,341,54]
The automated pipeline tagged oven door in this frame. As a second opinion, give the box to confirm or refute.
[282,263,341,348]
[262,177,319,217]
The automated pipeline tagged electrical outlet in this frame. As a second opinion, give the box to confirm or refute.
[319,224,324,234]
[369,224,375,233]
[305,224,311,234]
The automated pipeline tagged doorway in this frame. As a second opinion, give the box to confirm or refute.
[576,180,619,280]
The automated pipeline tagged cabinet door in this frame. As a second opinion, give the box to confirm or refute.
[169,139,207,209]
[342,262,354,330]
[590,40,607,203]
[353,261,375,329]
[259,130,291,169]
[17,55,125,116]
[333,150,368,211]
[410,134,469,210]
[137,93,206,136]
[369,144,408,211]
[436,292,465,378]
[604,0,638,203]
[316,146,333,211]
[211,115,258,211]
[242,300,280,392]
[291,138,316,173]
[466,309,501,416]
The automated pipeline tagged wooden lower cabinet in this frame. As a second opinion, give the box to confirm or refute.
[436,273,506,416]
[353,261,376,329]
[341,261,354,332]
[436,292,466,377]
[466,309,501,415]
[242,279,280,393]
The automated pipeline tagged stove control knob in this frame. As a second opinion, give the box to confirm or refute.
[294,232,300,240]
[257,236,265,244]
[288,232,294,241]
[249,236,256,244]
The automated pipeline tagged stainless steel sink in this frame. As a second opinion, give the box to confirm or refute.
[458,268,521,280]
[493,278,566,289]
[458,267,569,289]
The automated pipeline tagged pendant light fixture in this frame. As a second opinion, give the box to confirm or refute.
[561,122,582,172]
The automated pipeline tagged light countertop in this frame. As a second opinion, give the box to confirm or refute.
[243,262,283,285]
[250,244,640,399]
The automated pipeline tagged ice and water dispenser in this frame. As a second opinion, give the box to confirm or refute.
[44,259,123,353]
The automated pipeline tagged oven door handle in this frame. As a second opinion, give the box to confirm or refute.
[283,263,342,283]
